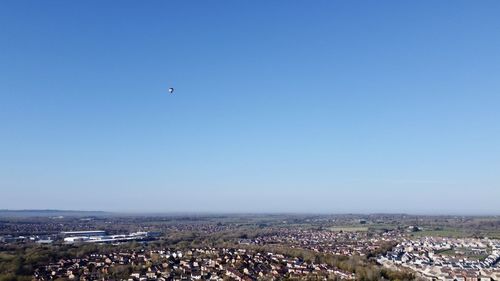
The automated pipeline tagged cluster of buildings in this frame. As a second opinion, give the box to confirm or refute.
[240,228,402,256]
[0,230,160,245]
[34,247,354,281]
[0,234,54,244]
[62,230,160,244]
[379,237,500,280]
[0,217,100,235]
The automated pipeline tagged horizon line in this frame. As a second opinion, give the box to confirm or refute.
[1,209,499,217]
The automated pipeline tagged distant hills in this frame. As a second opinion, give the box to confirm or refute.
[0,209,110,217]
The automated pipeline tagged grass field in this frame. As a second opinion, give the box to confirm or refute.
[367,224,398,230]
[412,229,469,238]
[329,226,369,232]
[435,247,489,261]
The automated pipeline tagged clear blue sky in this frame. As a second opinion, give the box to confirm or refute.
[1,1,499,214]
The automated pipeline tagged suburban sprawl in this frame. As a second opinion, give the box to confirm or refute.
[1,212,499,281]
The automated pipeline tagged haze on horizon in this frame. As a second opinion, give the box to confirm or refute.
[1,1,499,215]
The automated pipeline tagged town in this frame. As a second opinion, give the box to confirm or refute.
[1,213,500,280]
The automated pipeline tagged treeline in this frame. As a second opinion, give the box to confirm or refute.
[159,227,276,248]
[0,243,117,281]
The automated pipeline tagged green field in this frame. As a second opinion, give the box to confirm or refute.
[436,247,489,261]
[329,226,369,232]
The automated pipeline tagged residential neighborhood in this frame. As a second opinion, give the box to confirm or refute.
[379,237,500,280]
[34,247,354,281]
